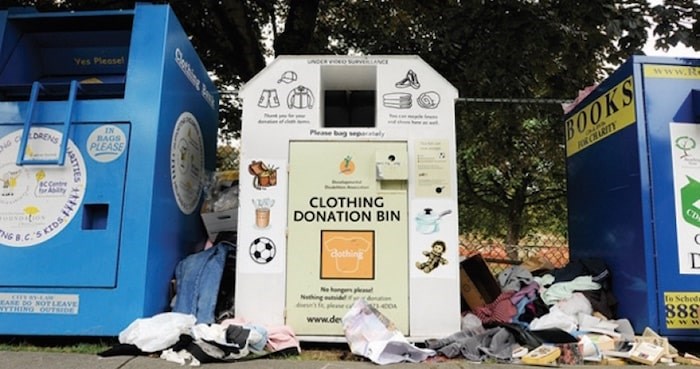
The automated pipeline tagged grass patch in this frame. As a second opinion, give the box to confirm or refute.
[298,342,364,362]
[0,336,115,355]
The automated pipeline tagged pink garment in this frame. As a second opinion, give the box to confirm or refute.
[562,85,598,114]
[203,239,215,250]
[473,290,517,324]
[510,281,539,305]
[265,325,302,352]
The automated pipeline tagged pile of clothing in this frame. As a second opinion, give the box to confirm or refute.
[99,312,300,366]
[427,258,632,363]
[100,238,300,366]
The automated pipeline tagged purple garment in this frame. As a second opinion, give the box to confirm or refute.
[510,281,539,305]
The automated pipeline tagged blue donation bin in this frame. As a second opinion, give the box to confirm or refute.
[0,4,218,335]
[565,56,700,341]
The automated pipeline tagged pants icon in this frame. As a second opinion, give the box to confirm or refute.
[258,89,280,108]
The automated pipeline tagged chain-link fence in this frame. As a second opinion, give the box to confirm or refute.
[459,233,569,275]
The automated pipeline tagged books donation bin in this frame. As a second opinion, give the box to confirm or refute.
[0,4,218,335]
[565,56,700,341]
[236,55,460,341]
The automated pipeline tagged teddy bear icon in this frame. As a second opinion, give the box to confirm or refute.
[416,240,448,273]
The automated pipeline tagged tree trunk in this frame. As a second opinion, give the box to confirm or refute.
[274,0,320,55]
[505,220,521,261]
[505,182,527,261]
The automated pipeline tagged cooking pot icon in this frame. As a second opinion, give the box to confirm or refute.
[415,208,451,234]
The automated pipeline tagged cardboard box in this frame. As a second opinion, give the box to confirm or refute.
[201,205,238,241]
[460,268,487,309]
[459,253,501,311]
[201,170,239,241]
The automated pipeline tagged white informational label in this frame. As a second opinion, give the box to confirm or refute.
[0,293,79,314]
[86,125,127,163]
[0,128,87,247]
[670,123,700,274]
[170,112,204,214]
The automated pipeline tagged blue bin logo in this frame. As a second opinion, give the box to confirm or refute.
[0,128,86,247]
[170,112,204,214]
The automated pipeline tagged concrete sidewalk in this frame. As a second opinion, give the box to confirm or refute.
[0,351,464,368]
[3,351,693,369]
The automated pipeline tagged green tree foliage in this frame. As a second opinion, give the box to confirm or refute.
[456,105,567,248]
[5,1,695,132]
[217,144,240,172]
[307,0,695,247]
[651,0,699,51]
[2,0,697,245]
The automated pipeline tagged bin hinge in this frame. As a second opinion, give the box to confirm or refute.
[16,80,80,166]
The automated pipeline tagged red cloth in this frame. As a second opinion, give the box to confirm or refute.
[473,290,517,324]
[561,85,598,114]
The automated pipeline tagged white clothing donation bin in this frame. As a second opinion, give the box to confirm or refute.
[235,55,460,341]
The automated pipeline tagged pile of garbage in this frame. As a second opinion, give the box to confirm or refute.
[340,253,700,366]
[98,310,300,366]
[407,254,696,366]
[102,242,699,366]
[98,240,300,366]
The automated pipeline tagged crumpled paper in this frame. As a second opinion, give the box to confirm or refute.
[342,298,435,365]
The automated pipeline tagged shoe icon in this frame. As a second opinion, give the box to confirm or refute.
[395,69,420,89]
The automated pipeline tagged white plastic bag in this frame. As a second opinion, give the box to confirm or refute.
[119,312,196,352]
[342,298,435,365]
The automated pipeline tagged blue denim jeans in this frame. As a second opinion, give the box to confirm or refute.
[172,242,233,323]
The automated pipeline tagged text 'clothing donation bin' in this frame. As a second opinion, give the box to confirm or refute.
[236,55,461,341]
[0,4,219,335]
[565,56,700,341]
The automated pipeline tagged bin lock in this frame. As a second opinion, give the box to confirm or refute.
[375,150,408,180]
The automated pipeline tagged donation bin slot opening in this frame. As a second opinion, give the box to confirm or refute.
[0,12,132,100]
[82,203,109,230]
[322,65,376,128]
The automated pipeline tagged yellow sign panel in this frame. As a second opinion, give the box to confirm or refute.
[286,141,409,335]
[415,139,451,197]
[644,65,700,80]
[565,76,636,157]
[664,292,700,329]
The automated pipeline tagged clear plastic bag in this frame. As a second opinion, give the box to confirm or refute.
[118,312,196,352]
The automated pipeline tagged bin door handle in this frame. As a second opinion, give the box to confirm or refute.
[16,80,80,166]
[15,81,42,166]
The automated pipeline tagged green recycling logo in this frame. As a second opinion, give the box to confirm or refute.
[676,136,696,158]
[682,176,700,228]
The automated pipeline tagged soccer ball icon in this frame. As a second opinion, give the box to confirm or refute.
[250,237,276,264]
